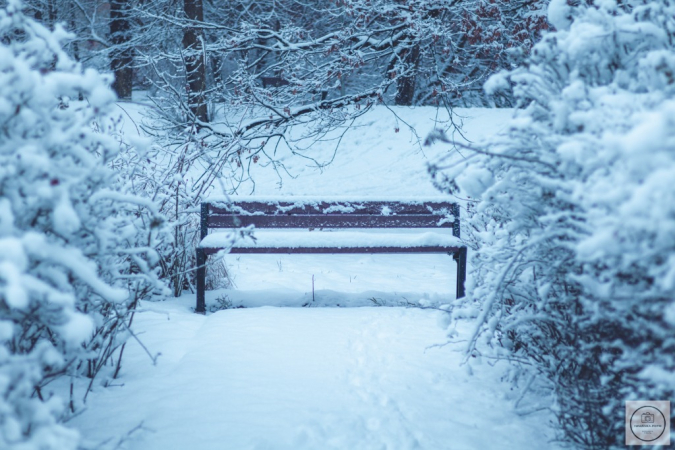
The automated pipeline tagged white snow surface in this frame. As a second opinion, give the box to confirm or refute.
[200,106,513,198]
[71,301,558,450]
[201,230,462,250]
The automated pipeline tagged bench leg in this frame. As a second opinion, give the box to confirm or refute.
[455,247,467,299]
[196,248,206,313]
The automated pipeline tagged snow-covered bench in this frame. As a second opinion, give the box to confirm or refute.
[195,198,467,312]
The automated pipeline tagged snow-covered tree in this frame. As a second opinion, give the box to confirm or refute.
[0,2,166,448]
[431,0,675,447]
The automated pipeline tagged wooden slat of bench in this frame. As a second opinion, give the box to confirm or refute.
[208,201,453,216]
[207,214,452,229]
[204,246,460,255]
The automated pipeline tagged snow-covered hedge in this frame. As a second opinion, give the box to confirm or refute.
[0,2,166,448]
[435,0,675,447]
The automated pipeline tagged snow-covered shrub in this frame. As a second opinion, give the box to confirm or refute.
[432,0,675,448]
[114,122,215,297]
[0,2,166,448]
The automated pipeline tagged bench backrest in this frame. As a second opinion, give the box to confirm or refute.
[201,200,460,238]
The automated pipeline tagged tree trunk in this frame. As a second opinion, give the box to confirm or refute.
[183,0,208,123]
[47,0,56,28]
[110,0,133,99]
[394,44,420,106]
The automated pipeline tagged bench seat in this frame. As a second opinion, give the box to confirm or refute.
[200,230,462,254]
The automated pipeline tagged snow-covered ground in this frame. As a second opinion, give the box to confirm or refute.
[72,103,560,449]
[212,106,512,198]
[72,301,557,450]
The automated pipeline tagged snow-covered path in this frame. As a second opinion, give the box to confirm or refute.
[73,303,556,450]
[71,104,560,449]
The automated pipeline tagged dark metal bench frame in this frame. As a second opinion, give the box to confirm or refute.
[195,200,467,313]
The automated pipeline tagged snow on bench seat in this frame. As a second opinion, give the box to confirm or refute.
[200,231,462,254]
